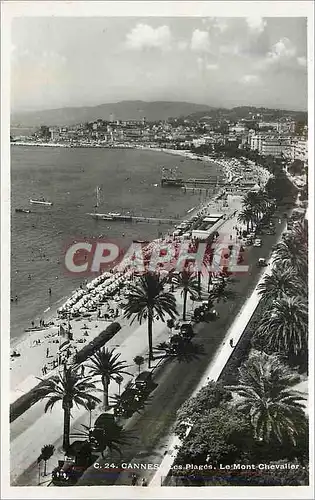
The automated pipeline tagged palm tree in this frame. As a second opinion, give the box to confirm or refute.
[133,355,145,375]
[255,296,308,357]
[243,190,261,209]
[237,208,254,232]
[173,268,199,320]
[88,348,130,410]
[115,374,124,395]
[72,413,134,458]
[208,283,236,308]
[39,444,55,476]
[227,351,307,445]
[37,366,101,452]
[242,190,270,225]
[124,272,178,368]
[86,400,97,429]
[291,221,308,249]
[258,268,305,302]
[273,236,308,279]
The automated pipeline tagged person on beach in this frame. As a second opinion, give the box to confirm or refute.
[31,321,35,328]
[229,338,234,348]
[131,474,138,486]
[48,288,52,295]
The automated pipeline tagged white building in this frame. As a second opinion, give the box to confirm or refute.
[283,139,308,162]
[250,134,263,151]
[258,121,279,131]
[294,139,308,162]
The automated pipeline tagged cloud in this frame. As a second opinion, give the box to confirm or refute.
[206,63,218,70]
[196,56,218,71]
[177,40,188,51]
[191,29,211,52]
[265,37,296,64]
[220,44,240,56]
[256,37,301,70]
[246,17,266,34]
[197,56,204,69]
[241,74,260,84]
[125,24,172,50]
[297,56,307,67]
[212,18,229,33]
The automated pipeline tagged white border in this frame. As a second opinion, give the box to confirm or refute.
[1,2,314,499]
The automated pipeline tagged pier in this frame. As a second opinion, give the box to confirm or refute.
[160,167,224,188]
[88,213,180,224]
[182,186,215,194]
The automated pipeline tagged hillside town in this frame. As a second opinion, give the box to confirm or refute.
[7,8,311,496]
[11,108,308,188]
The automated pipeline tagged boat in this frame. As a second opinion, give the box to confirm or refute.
[30,198,53,206]
[15,208,31,213]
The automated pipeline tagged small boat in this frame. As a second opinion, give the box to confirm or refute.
[24,326,44,332]
[99,212,121,220]
[15,208,31,213]
[30,198,53,206]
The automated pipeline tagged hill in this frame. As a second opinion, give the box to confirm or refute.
[187,106,307,122]
[11,101,214,127]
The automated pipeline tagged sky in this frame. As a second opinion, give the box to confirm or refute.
[11,16,308,112]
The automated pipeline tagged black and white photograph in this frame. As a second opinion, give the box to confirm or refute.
[1,1,313,498]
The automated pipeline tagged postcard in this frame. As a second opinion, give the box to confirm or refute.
[1,1,313,499]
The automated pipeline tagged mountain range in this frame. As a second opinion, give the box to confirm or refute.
[11,101,214,127]
[11,101,307,128]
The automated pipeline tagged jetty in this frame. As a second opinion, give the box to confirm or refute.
[160,167,225,188]
[87,213,180,224]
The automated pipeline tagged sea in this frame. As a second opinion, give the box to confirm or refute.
[10,145,222,343]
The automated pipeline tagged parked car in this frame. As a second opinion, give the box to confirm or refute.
[253,239,262,247]
[51,441,96,486]
[134,371,153,390]
[179,322,195,340]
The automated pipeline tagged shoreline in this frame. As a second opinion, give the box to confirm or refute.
[10,190,227,394]
[10,148,269,398]
[10,143,225,343]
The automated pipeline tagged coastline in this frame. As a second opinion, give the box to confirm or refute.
[10,146,269,400]
[10,146,227,391]
[10,195,228,396]
[10,141,231,181]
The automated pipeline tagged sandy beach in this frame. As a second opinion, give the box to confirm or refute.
[10,151,269,406]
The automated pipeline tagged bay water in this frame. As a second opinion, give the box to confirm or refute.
[10,146,221,343]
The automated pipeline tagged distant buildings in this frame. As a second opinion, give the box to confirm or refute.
[283,138,308,162]
[12,110,307,167]
[260,137,291,157]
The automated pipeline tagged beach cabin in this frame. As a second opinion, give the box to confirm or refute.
[192,213,224,241]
